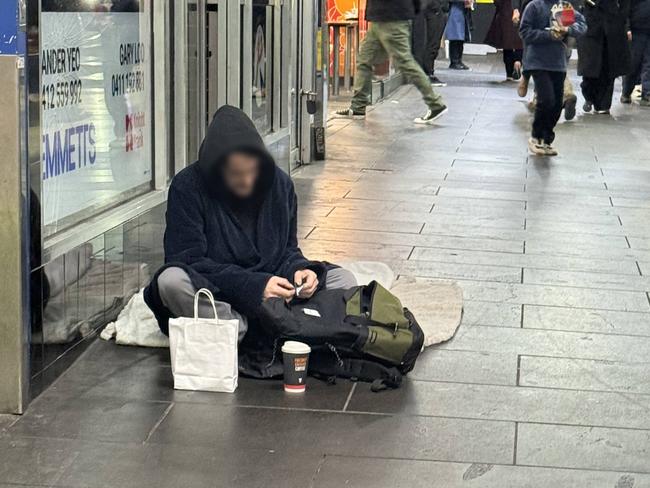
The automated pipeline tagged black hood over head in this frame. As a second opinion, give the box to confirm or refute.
[198,105,276,199]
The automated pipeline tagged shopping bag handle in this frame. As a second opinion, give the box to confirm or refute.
[194,288,219,321]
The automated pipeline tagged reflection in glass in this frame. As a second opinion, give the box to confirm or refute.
[252,1,272,134]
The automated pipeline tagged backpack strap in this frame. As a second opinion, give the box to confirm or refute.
[309,350,403,392]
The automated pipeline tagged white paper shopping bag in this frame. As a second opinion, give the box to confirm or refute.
[168,289,239,393]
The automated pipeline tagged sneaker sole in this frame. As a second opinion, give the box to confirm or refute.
[332,113,365,120]
[414,108,448,125]
[431,83,447,87]
[528,142,547,156]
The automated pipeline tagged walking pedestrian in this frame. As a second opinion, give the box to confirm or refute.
[446,0,474,69]
[578,0,631,114]
[520,0,586,155]
[412,0,450,86]
[621,0,650,106]
[485,0,524,80]
[335,0,448,124]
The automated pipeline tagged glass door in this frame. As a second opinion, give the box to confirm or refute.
[175,0,227,167]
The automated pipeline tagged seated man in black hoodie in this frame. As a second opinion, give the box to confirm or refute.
[144,106,357,345]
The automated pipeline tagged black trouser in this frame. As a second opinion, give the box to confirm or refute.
[503,49,523,78]
[412,9,448,75]
[449,40,464,65]
[623,31,650,99]
[530,70,566,144]
[581,46,615,111]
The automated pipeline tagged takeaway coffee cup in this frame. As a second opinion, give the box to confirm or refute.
[282,341,311,393]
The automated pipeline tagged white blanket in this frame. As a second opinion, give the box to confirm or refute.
[100,262,463,348]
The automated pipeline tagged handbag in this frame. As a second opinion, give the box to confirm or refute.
[168,288,239,393]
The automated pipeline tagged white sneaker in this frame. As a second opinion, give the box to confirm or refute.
[333,108,365,119]
[528,137,547,156]
[543,143,558,156]
[414,106,448,125]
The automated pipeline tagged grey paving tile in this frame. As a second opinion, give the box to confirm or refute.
[348,379,650,430]
[307,229,524,253]
[523,305,650,336]
[410,246,640,275]
[455,279,650,311]
[333,207,526,229]
[440,324,650,366]
[299,239,412,262]
[312,456,650,488]
[524,268,650,292]
[315,216,424,234]
[411,349,518,386]
[0,414,17,433]
[0,437,78,486]
[462,300,523,327]
[518,423,650,473]
[524,218,628,237]
[148,404,515,464]
[397,260,522,283]
[520,355,650,394]
[57,440,320,488]
[9,392,171,443]
[345,188,436,204]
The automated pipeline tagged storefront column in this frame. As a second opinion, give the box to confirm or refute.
[0,0,30,414]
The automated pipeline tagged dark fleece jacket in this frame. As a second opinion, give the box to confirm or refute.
[144,105,326,336]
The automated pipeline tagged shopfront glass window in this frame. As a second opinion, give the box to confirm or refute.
[252,0,272,134]
[40,0,153,236]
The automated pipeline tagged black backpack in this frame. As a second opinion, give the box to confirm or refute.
[259,281,425,391]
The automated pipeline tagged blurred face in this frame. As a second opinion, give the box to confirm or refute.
[222,152,261,198]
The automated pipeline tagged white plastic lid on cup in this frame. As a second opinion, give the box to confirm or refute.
[281,341,311,354]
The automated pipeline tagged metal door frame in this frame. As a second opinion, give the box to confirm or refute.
[173,0,228,169]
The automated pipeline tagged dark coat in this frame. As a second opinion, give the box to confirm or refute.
[577,0,632,78]
[366,0,421,21]
[485,0,524,50]
[144,106,327,336]
[630,0,650,32]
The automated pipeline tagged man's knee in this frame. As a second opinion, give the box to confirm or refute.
[157,267,194,306]
[326,268,358,290]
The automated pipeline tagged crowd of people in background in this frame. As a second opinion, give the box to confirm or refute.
[336,0,649,156]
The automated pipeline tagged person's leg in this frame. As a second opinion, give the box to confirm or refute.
[546,71,567,145]
[623,32,643,99]
[562,72,577,120]
[378,20,446,112]
[325,268,358,290]
[157,267,248,341]
[426,11,448,77]
[530,71,553,147]
[504,50,515,79]
[449,40,463,66]
[640,33,650,103]
[411,9,427,70]
[349,24,386,114]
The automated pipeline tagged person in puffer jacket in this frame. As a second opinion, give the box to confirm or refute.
[621,0,650,105]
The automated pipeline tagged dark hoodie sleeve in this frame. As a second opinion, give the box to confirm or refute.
[275,186,327,285]
[164,180,272,316]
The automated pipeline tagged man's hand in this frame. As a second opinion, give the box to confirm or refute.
[551,24,568,40]
[294,269,319,299]
[263,276,295,302]
[628,31,633,42]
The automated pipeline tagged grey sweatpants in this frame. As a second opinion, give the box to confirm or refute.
[157,267,358,342]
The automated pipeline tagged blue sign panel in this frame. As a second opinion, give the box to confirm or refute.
[0,1,18,55]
